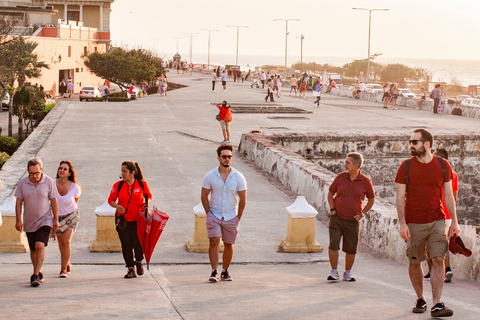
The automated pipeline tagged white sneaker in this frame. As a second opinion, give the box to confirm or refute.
[343,270,356,282]
[393,107,398,110]
[327,269,339,281]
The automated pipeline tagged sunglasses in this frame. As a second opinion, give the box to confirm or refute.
[221,155,232,159]
[409,139,425,145]
[58,167,69,172]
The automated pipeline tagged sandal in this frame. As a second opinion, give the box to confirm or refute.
[59,271,68,278]
[67,264,71,275]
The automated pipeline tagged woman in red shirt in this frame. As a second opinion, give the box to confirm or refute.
[218,100,233,144]
[109,161,152,278]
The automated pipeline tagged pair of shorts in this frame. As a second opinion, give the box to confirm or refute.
[26,225,51,251]
[222,81,226,86]
[220,120,230,130]
[328,214,359,254]
[291,86,297,90]
[406,220,448,264]
[206,212,239,244]
[102,95,108,101]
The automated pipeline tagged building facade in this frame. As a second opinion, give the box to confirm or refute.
[1,0,115,95]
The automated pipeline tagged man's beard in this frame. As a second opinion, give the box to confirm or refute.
[222,163,230,168]
[411,146,426,157]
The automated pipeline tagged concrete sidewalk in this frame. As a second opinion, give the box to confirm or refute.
[1,72,479,319]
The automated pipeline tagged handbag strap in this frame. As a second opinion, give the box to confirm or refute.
[118,180,135,215]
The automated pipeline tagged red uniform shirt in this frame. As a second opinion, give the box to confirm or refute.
[329,172,375,220]
[108,180,152,222]
[395,156,453,224]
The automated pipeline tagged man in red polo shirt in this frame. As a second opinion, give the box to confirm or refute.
[395,129,460,318]
[327,152,375,282]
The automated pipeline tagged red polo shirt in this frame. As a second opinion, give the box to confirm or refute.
[329,172,375,220]
[108,180,152,222]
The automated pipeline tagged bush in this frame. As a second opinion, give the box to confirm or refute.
[93,97,130,102]
[0,136,19,155]
[45,103,56,112]
[0,152,10,169]
[109,91,125,98]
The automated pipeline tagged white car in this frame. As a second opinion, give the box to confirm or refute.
[455,94,472,102]
[2,91,10,110]
[79,86,102,101]
[461,98,480,107]
[399,89,416,98]
[365,83,383,94]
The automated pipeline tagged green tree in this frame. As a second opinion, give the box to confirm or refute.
[414,68,433,90]
[343,59,383,81]
[13,85,47,136]
[0,19,14,112]
[0,36,49,139]
[84,47,163,93]
[379,63,416,87]
[291,61,344,75]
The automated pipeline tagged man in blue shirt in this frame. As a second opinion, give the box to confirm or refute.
[201,145,247,282]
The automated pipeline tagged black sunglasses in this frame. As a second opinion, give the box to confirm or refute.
[409,139,425,145]
[221,155,232,159]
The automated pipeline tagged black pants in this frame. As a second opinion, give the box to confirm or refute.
[212,81,216,91]
[433,98,440,113]
[265,92,274,101]
[315,95,321,106]
[117,221,144,268]
[261,80,265,88]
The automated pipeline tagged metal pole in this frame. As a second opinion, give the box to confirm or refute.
[184,33,199,65]
[201,29,218,71]
[285,20,288,72]
[367,10,371,81]
[236,27,239,66]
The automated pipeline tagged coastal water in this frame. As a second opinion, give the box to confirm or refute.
[161,52,480,86]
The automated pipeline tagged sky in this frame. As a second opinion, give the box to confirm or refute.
[110,0,480,63]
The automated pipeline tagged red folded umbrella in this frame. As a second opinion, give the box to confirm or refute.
[137,207,169,270]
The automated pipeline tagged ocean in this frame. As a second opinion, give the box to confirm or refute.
[160,52,480,86]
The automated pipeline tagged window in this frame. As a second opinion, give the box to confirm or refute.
[81,68,83,72]
[94,47,97,52]
[75,68,79,73]
[84,46,87,56]
[68,46,71,57]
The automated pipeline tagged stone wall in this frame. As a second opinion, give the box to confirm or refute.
[239,132,480,282]
[270,132,480,226]
[328,87,480,119]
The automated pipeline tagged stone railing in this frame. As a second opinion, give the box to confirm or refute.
[239,132,480,282]
[326,87,480,119]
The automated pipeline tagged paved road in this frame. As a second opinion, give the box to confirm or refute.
[1,72,479,319]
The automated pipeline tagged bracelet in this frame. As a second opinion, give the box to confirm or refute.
[330,208,336,212]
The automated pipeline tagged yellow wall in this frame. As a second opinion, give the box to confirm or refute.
[83,6,100,29]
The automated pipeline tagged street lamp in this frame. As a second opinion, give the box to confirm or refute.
[227,25,248,66]
[296,34,305,63]
[184,32,199,65]
[273,18,300,74]
[352,8,389,81]
[201,29,218,71]
[172,37,182,53]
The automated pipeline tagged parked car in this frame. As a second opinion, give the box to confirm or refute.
[79,86,101,101]
[2,92,10,110]
[461,98,480,107]
[399,89,416,98]
[455,94,472,102]
[365,83,383,94]
[44,93,55,105]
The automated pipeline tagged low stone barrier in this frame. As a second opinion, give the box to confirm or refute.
[186,203,224,253]
[89,201,121,252]
[0,196,29,252]
[239,132,480,282]
[327,87,480,119]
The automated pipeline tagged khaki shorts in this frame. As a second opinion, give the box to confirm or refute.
[406,220,448,264]
[328,214,359,254]
[206,212,239,244]
[220,120,230,130]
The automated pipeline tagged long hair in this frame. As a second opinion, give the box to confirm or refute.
[122,161,144,180]
[56,160,80,186]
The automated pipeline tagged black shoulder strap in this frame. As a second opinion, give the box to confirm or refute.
[117,180,124,195]
[136,179,148,207]
[437,156,447,181]
[404,159,410,192]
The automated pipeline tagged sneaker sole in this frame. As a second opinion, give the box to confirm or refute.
[327,276,339,282]
[412,307,427,313]
[209,277,219,282]
[445,273,453,283]
[431,310,453,317]
[31,281,40,287]
[221,278,232,281]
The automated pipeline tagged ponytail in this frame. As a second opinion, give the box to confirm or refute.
[122,161,144,180]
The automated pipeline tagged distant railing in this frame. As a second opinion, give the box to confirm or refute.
[10,26,34,36]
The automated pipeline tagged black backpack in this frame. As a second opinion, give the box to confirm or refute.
[404,156,446,192]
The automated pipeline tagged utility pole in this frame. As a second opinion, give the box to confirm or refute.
[184,32,199,65]
[297,34,305,63]
[273,18,300,74]
[201,29,218,71]
[227,25,248,66]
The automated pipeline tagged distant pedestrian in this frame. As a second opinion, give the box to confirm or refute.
[233,69,237,82]
[352,80,360,98]
[395,128,460,317]
[67,79,73,98]
[383,83,390,108]
[59,80,66,97]
[212,70,217,92]
[327,152,375,282]
[432,84,441,114]
[289,75,297,96]
[276,75,282,98]
[128,82,136,99]
[55,160,81,278]
[100,83,110,102]
[438,86,446,114]
[260,71,266,89]
[201,144,247,282]
[246,69,251,81]
[265,80,275,102]
[417,88,426,110]
[15,158,59,287]
[221,70,228,91]
[326,79,333,93]
[241,72,245,83]
[109,161,152,279]
[313,80,322,107]
[217,101,233,144]
[390,84,399,110]
[299,77,307,98]
[177,64,180,74]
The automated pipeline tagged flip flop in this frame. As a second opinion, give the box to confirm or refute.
[60,272,68,278]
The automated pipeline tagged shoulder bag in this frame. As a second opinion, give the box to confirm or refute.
[58,209,80,233]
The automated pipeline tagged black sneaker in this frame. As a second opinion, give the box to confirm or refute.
[30,274,40,287]
[412,298,427,313]
[124,267,137,279]
[220,269,232,281]
[135,261,144,276]
[445,267,453,283]
[209,270,219,282]
[431,302,453,317]
[38,272,44,283]
[424,273,430,281]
